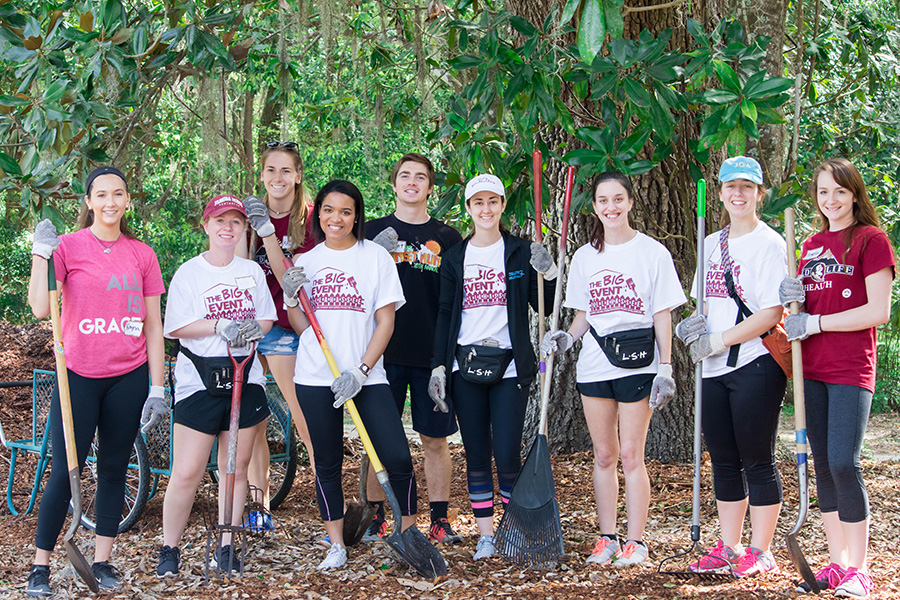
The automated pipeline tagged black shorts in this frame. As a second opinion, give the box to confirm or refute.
[577,373,655,404]
[385,364,459,438]
[173,384,270,435]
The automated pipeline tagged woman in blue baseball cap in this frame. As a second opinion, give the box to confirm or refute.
[675,156,788,578]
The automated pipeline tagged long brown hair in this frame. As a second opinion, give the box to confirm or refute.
[75,168,136,238]
[589,171,635,252]
[258,145,311,252]
[810,158,881,260]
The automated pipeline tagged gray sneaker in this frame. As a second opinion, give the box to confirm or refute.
[91,561,123,590]
[473,535,497,560]
[157,545,180,577]
[26,565,51,597]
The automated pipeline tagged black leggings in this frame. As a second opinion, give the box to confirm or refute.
[702,354,786,506]
[35,364,147,550]
[451,374,527,518]
[805,380,871,523]
[296,384,416,521]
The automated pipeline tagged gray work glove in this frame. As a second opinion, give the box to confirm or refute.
[428,366,447,412]
[649,364,676,410]
[243,195,276,238]
[784,313,821,341]
[372,227,399,253]
[530,242,558,280]
[540,330,575,357]
[675,315,708,346]
[779,276,805,307]
[140,386,168,433]
[282,266,309,308]
[688,332,726,363]
[32,219,61,259]
[237,319,265,344]
[215,318,245,347]
[331,366,367,408]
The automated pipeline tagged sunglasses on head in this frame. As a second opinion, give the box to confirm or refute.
[266,141,298,151]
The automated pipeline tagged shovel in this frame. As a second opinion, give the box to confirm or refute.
[494,165,574,569]
[47,257,100,592]
[286,258,447,577]
[341,453,376,547]
[784,207,820,593]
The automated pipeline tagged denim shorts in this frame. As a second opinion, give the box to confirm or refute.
[257,324,299,356]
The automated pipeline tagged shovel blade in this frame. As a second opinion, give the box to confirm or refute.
[787,532,820,594]
[386,526,447,578]
[64,475,100,593]
[343,501,376,547]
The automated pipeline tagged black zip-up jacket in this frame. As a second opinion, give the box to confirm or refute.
[431,231,555,394]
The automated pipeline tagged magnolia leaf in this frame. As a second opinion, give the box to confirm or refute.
[577,0,605,65]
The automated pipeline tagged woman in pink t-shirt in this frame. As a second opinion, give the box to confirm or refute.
[236,142,317,529]
[26,166,166,595]
[780,158,895,598]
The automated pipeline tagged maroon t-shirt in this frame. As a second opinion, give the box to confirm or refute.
[798,225,895,391]
[250,206,316,328]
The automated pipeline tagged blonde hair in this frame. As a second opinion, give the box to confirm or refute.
[256,146,312,253]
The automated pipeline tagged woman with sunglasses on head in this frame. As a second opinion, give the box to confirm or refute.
[237,141,316,530]
[282,179,416,570]
[675,156,788,578]
[25,166,166,596]
[779,158,895,599]
[541,171,685,568]
[429,174,556,560]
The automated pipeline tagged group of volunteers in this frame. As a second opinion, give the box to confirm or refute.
[23,148,892,600]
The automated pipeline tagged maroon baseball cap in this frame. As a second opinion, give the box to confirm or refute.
[202,195,246,219]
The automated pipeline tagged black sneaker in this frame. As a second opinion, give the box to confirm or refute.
[362,510,387,542]
[157,545,180,577]
[91,561,123,590]
[26,565,51,597]
[429,518,463,544]
[212,544,242,574]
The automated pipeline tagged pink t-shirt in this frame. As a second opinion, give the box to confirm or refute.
[798,226,895,391]
[54,228,165,378]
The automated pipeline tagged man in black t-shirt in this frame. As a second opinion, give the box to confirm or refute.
[365,153,464,544]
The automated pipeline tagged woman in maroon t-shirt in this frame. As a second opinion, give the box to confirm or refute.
[780,158,895,597]
[237,142,316,528]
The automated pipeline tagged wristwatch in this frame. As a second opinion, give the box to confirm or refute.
[358,362,371,376]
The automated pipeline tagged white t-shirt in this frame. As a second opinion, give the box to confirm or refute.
[690,221,787,377]
[292,240,406,387]
[455,238,517,378]
[164,253,277,402]
[565,232,686,383]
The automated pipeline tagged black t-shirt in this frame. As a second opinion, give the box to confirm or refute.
[366,213,463,368]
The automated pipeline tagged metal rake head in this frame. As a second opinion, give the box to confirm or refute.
[657,542,737,583]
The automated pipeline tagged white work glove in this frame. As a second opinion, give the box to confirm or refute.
[688,332,726,363]
[372,227,399,253]
[675,315,708,346]
[530,242,558,280]
[243,195,276,238]
[428,366,447,412]
[540,330,575,357]
[649,364,675,410]
[331,366,367,408]
[779,277,805,307]
[140,386,167,433]
[784,313,821,341]
[237,319,265,344]
[282,266,309,308]
[215,318,243,346]
[32,219,60,259]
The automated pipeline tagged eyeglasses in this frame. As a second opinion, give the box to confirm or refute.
[265,141,298,151]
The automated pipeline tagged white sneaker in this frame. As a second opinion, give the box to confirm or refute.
[317,543,347,570]
[586,536,620,565]
[613,540,649,567]
[473,535,497,560]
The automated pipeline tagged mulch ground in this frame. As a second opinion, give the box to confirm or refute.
[1,320,899,599]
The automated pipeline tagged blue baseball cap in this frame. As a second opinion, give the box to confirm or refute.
[718,156,763,185]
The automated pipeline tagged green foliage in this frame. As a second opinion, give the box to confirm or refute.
[0,208,33,323]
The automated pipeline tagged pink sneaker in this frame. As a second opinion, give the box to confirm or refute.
[797,562,846,592]
[689,540,742,573]
[835,568,873,599]
[733,546,778,577]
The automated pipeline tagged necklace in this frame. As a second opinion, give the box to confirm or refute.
[90,229,122,253]
[269,208,289,216]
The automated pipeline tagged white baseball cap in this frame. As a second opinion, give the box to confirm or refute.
[464,174,505,201]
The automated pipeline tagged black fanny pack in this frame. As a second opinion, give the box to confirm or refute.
[179,345,254,397]
[588,326,655,369]
[456,341,513,384]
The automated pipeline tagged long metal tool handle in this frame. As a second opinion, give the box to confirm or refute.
[534,150,546,392]
[223,344,255,528]
[691,179,706,542]
[537,166,575,437]
[48,257,100,592]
